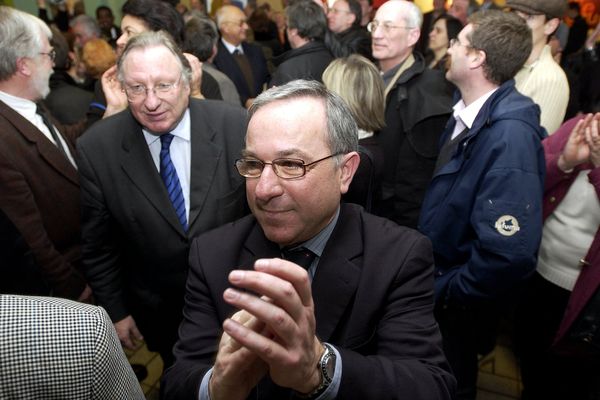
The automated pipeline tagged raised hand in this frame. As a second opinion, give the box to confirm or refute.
[584,113,600,167]
[558,114,594,171]
[101,65,128,118]
[221,258,324,394]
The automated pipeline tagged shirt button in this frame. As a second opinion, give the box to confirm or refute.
[549,196,556,202]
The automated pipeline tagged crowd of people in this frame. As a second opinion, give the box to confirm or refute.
[1,0,599,399]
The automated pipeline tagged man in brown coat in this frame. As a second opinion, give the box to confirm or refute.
[0,6,91,302]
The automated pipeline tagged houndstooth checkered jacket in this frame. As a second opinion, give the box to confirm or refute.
[0,295,145,399]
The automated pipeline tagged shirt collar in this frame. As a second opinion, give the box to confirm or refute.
[0,90,37,120]
[452,87,498,129]
[221,39,243,55]
[284,206,341,258]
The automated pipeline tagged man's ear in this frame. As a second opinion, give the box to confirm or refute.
[339,151,361,194]
[407,28,421,48]
[348,13,357,27]
[15,57,33,78]
[471,48,486,69]
[287,27,298,41]
[544,17,560,36]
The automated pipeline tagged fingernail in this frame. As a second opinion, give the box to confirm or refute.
[223,288,238,300]
[229,270,243,282]
[254,259,268,270]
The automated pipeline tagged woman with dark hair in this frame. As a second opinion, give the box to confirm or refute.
[426,14,462,71]
[118,0,185,52]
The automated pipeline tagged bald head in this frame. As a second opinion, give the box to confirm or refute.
[216,5,248,45]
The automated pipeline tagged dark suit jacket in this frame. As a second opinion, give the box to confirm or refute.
[76,99,248,352]
[213,41,270,104]
[162,203,456,399]
[0,100,86,299]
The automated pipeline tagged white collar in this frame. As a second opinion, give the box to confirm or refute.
[452,87,498,130]
[0,89,37,121]
[221,39,243,55]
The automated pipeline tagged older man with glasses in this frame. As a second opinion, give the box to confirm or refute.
[162,79,456,400]
[0,7,93,302]
[368,0,453,229]
[77,30,248,370]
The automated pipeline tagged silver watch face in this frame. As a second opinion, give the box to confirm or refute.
[322,347,336,382]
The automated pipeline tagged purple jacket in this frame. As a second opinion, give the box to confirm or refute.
[544,116,600,344]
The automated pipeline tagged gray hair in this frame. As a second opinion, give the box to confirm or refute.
[70,14,101,38]
[249,80,359,159]
[0,6,52,81]
[117,30,192,87]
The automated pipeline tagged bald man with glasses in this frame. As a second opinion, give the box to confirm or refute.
[161,80,456,400]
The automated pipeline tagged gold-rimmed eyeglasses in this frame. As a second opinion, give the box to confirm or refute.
[123,75,182,101]
[235,153,342,179]
[39,49,56,61]
[367,20,414,33]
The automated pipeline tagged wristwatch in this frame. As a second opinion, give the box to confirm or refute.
[297,343,336,399]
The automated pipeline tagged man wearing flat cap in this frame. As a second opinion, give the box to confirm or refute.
[507,0,569,135]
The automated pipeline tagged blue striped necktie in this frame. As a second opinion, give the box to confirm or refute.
[159,134,188,232]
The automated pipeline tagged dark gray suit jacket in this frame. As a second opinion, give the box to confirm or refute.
[77,98,248,352]
[162,203,456,399]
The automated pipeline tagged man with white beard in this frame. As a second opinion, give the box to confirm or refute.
[0,6,93,302]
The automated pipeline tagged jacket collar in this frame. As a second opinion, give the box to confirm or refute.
[0,99,78,185]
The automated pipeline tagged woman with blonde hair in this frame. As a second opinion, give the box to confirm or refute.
[322,54,385,210]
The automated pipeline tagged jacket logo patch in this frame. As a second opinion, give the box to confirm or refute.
[494,215,520,237]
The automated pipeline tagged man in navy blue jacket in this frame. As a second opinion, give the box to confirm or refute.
[418,10,546,400]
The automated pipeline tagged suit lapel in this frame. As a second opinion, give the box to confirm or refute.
[119,113,186,236]
[187,100,224,233]
[311,205,362,341]
[242,220,282,265]
[0,100,78,185]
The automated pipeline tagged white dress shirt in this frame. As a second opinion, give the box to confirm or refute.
[0,90,76,167]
